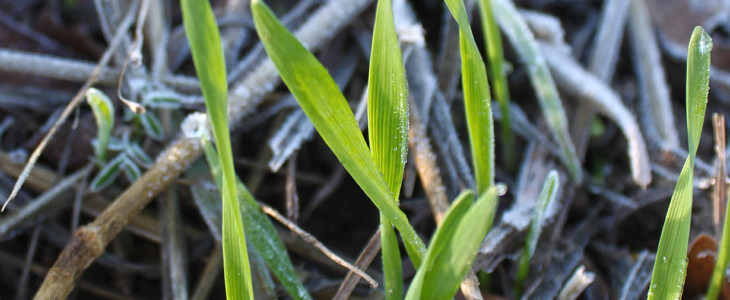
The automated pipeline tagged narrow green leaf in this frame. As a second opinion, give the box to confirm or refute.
[200,138,313,300]
[180,0,253,298]
[251,0,426,264]
[86,87,114,162]
[406,187,500,300]
[126,143,154,168]
[515,170,560,297]
[140,111,165,141]
[368,0,408,297]
[491,0,582,182]
[477,0,515,172]
[142,91,183,109]
[89,154,125,191]
[648,26,711,300]
[443,0,495,195]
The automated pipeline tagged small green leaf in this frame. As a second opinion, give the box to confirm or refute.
[86,87,115,162]
[649,26,711,300]
[121,156,142,183]
[251,0,426,264]
[443,0,495,195]
[142,91,183,109]
[89,154,125,191]
[181,0,253,298]
[515,170,559,297]
[140,111,165,141]
[126,143,154,168]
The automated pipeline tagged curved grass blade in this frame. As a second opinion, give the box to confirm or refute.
[405,187,501,300]
[368,0,409,298]
[86,88,114,162]
[180,0,253,298]
[89,153,124,191]
[477,0,515,172]
[200,139,313,300]
[515,170,559,297]
[251,0,426,265]
[492,0,582,183]
[648,26,711,300]
[443,0,495,195]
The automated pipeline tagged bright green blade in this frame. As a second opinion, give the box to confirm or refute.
[443,0,495,195]
[406,187,500,300]
[200,139,312,300]
[368,0,408,298]
[180,0,253,298]
[648,26,711,300]
[251,0,426,264]
[477,0,515,172]
[515,170,560,297]
[491,0,582,183]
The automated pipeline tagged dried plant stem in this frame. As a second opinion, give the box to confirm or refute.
[33,137,202,300]
[259,203,378,288]
[190,246,223,300]
[333,229,382,300]
[1,1,139,212]
[713,113,727,237]
[0,49,200,92]
[540,42,652,188]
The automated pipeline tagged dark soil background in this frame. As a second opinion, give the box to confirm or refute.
[0,0,730,299]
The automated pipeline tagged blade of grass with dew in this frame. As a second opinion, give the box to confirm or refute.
[86,88,114,162]
[180,0,253,299]
[443,0,495,195]
[477,0,515,172]
[251,0,426,266]
[200,138,313,300]
[405,186,501,300]
[708,191,730,299]
[368,0,409,298]
[491,0,582,183]
[514,170,560,297]
[648,26,711,300]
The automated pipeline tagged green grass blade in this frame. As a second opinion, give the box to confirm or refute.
[251,0,426,265]
[405,190,475,300]
[86,88,114,162]
[406,187,500,299]
[180,0,253,298]
[200,139,313,300]
[368,0,408,298]
[648,26,711,300]
[492,0,582,183]
[515,170,559,297]
[477,0,515,172]
[443,0,495,195]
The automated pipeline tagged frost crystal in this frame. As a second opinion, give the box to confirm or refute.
[181,112,211,139]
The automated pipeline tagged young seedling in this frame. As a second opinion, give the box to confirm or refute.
[251,0,427,267]
[367,0,409,298]
[514,170,560,297]
[648,26,711,299]
[477,0,515,172]
[181,0,253,298]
